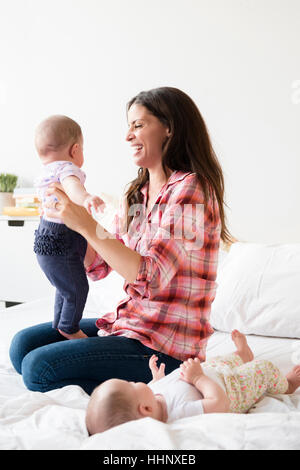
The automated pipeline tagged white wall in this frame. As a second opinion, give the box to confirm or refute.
[0,0,299,243]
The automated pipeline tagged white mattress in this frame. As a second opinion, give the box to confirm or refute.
[1,297,300,450]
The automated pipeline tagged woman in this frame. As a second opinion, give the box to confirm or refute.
[9,87,232,395]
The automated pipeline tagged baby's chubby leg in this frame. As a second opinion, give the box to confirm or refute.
[180,358,230,413]
[205,330,254,371]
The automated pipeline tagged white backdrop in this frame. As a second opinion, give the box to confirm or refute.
[0,0,299,243]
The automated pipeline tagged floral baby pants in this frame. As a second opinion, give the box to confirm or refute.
[205,354,289,413]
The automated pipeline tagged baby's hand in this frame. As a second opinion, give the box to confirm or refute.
[180,358,204,386]
[84,195,105,215]
[149,355,165,381]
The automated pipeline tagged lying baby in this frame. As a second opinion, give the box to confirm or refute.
[86,330,300,434]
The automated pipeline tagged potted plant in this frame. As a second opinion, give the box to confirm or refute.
[0,173,18,213]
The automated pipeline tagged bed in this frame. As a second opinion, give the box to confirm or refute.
[1,241,300,450]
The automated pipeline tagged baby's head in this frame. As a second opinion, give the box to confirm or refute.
[85,378,162,435]
[35,115,84,166]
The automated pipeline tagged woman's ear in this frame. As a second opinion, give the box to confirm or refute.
[163,129,171,149]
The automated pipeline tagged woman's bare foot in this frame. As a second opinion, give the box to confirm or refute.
[286,366,300,394]
[231,329,254,363]
[58,329,88,340]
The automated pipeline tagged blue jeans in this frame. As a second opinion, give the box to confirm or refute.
[9,319,182,395]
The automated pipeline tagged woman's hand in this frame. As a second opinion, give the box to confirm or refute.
[45,183,97,236]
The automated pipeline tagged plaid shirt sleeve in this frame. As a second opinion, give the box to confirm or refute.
[85,252,112,281]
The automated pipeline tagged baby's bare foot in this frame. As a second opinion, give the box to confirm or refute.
[286,366,300,394]
[58,329,88,340]
[231,329,254,363]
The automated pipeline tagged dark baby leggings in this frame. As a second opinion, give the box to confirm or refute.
[34,217,88,334]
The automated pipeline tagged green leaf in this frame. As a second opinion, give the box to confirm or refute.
[0,173,18,192]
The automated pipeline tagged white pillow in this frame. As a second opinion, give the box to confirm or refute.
[211,242,300,338]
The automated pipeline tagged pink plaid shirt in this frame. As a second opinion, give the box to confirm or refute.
[86,171,221,361]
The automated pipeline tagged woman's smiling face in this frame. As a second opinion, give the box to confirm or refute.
[126,104,170,169]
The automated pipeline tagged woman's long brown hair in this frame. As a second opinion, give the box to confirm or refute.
[125,87,233,244]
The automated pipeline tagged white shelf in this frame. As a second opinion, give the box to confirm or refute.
[0,215,40,221]
[0,216,54,303]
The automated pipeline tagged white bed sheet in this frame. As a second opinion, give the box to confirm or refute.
[1,297,300,450]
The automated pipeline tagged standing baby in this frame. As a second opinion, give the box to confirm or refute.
[34,115,103,339]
